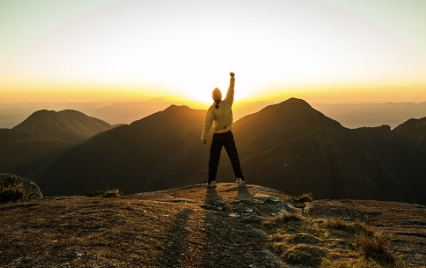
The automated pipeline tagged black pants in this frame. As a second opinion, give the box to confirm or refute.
[208,131,244,183]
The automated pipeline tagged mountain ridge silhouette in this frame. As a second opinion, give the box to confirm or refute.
[1,109,114,176]
[13,109,113,143]
[4,98,426,205]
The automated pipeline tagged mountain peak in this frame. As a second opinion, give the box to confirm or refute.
[392,116,426,144]
[30,109,84,118]
[164,104,191,112]
[280,97,312,108]
[30,109,55,117]
[13,109,112,143]
[285,97,310,104]
[252,97,316,119]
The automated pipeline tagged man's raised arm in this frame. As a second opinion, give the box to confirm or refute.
[224,72,235,106]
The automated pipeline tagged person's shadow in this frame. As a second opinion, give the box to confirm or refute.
[201,185,272,267]
[204,186,223,209]
[236,184,254,204]
[155,208,193,267]
[201,186,230,267]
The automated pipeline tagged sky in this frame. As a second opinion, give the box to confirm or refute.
[1,0,426,109]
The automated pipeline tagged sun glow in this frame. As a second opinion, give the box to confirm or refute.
[1,0,426,107]
[172,70,262,107]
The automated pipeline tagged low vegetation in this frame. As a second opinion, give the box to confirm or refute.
[324,219,373,236]
[292,193,314,203]
[85,188,123,198]
[262,213,407,268]
[0,181,34,204]
[356,233,396,265]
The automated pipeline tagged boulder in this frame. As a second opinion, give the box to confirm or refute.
[0,173,43,198]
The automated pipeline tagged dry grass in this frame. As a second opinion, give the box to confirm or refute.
[356,233,396,265]
[282,244,327,266]
[324,219,374,236]
[85,188,122,198]
[262,213,304,229]
[292,193,314,203]
[263,216,406,268]
[321,258,382,268]
[0,181,34,204]
[321,258,408,268]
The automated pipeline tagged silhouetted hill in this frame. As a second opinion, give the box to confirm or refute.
[392,117,426,204]
[1,109,113,176]
[13,109,112,144]
[0,129,72,175]
[30,99,426,205]
[31,105,208,196]
[185,98,409,202]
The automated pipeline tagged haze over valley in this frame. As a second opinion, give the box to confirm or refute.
[2,100,426,130]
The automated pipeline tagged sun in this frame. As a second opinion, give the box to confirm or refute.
[173,71,261,107]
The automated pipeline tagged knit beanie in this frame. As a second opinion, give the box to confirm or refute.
[212,88,222,100]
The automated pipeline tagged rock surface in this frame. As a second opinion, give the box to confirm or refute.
[305,199,426,267]
[0,173,43,198]
[0,183,425,267]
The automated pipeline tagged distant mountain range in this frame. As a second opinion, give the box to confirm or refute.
[311,102,426,129]
[2,99,426,205]
[29,105,208,196]
[0,110,112,175]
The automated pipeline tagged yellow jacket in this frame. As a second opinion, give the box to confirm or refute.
[201,77,235,141]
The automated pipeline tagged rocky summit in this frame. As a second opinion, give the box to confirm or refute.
[1,183,425,267]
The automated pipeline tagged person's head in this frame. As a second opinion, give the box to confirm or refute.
[212,87,222,101]
[212,88,222,108]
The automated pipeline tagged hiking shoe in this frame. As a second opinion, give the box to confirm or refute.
[236,178,245,186]
[208,181,217,188]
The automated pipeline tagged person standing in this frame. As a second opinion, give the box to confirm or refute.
[201,72,245,188]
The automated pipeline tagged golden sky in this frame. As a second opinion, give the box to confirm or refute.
[1,0,426,106]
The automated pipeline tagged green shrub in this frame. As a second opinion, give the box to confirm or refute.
[265,242,283,254]
[85,188,122,198]
[85,190,106,197]
[103,189,121,198]
[0,181,34,204]
[293,193,314,203]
